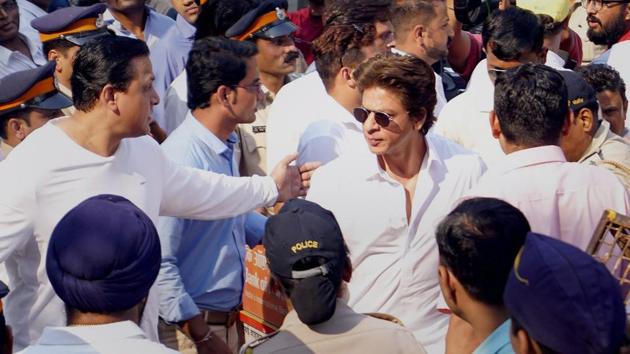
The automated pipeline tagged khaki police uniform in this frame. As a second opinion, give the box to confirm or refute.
[580,122,630,190]
[240,300,427,354]
[236,84,275,177]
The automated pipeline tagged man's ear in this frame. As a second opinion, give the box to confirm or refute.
[490,111,502,139]
[512,326,539,354]
[7,118,29,141]
[438,265,458,309]
[340,67,357,90]
[100,84,119,113]
[47,49,63,73]
[216,85,232,107]
[413,24,425,46]
[578,108,596,133]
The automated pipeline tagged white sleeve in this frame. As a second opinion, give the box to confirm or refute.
[159,150,279,220]
[163,82,189,134]
[266,91,298,169]
[0,160,36,262]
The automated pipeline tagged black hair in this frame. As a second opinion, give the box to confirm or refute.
[194,0,255,39]
[494,63,568,147]
[511,317,560,354]
[71,36,149,112]
[482,7,544,61]
[42,38,76,57]
[276,251,349,326]
[578,64,628,102]
[0,109,28,140]
[186,37,258,110]
[436,197,530,305]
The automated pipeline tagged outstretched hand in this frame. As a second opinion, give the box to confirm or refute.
[270,154,321,202]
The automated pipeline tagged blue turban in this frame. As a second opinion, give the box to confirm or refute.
[47,194,161,313]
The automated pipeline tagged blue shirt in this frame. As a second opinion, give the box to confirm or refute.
[157,112,267,322]
[104,7,175,49]
[473,320,515,354]
[151,15,196,132]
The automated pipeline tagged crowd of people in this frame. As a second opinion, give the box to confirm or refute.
[0,0,630,353]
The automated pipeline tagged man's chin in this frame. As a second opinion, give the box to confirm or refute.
[587,29,609,46]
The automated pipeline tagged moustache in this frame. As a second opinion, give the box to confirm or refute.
[587,15,601,25]
[284,51,300,63]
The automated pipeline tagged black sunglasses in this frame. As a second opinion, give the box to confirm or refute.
[353,107,394,127]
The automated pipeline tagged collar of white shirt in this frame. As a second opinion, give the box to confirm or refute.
[546,50,567,70]
[0,34,44,66]
[358,133,446,181]
[36,321,147,345]
[490,145,567,176]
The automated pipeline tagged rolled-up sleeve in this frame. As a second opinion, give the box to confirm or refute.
[244,212,267,248]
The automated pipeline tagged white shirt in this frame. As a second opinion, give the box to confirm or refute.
[161,71,189,133]
[596,41,630,125]
[0,34,46,79]
[434,57,566,166]
[0,119,278,350]
[266,71,329,168]
[306,134,486,354]
[390,48,446,116]
[465,145,630,250]
[17,321,178,354]
[545,50,567,70]
[297,94,370,166]
[16,0,46,48]
[103,7,174,49]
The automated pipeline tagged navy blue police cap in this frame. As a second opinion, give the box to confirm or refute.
[226,0,297,41]
[264,199,346,280]
[31,3,110,46]
[0,62,72,116]
[558,70,598,114]
[504,232,626,354]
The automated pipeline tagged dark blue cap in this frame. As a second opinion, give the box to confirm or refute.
[226,0,297,40]
[558,70,598,113]
[31,4,110,45]
[264,198,346,280]
[0,62,72,115]
[504,232,626,354]
[46,194,161,313]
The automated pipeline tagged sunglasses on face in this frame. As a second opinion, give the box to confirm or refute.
[353,107,394,127]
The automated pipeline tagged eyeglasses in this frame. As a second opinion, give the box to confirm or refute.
[581,0,630,11]
[0,0,18,12]
[353,107,394,127]
[233,81,262,93]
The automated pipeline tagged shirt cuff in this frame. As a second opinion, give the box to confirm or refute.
[259,175,279,206]
[161,293,201,324]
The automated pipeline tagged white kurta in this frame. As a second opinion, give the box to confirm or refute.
[0,118,278,350]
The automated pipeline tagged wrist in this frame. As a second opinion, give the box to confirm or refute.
[193,327,213,345]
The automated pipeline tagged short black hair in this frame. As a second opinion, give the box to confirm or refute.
[494,64,568,147]
[578,64,627,102]
[436,197,530,305]
[482,7,544,61]
[194,0,255,39]
[42,38,76,57]
[71,36,149,112]
[186,37,258,110]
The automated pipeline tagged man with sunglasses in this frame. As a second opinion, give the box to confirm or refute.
[586,0,630,126]
[226,0,301,177]
[434,7,546,166]
[156,37,270,354]
[307,53,486,354]
[0,0,46,79]
[31,3,113,116]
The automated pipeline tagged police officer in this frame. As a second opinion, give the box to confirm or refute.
[241,199,426,354]
[31,4,112,115]
[226,0,301,177]
[0,62,72,160]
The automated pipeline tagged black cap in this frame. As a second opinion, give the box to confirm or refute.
[264,198,346,279]
[0,62,73,115]
[559,70,598,113]
[226,0,297,41]
[264,199,347,325]
[31,4,110,46]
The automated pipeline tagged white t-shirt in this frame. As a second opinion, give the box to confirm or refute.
[306,133,486,354]
[0,118,278,350]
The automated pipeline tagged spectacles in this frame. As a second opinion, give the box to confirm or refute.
[353,107,394,127]
[581,0,630,11]
[233,81,262,93]
[0,0,17,12]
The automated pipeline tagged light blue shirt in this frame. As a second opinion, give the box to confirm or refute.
[157,112,267,322]
[103,7,174,49]
[473,320,515,354]
[151,14,196,132]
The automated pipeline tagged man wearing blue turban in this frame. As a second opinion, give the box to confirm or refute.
[18,195,178,354]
